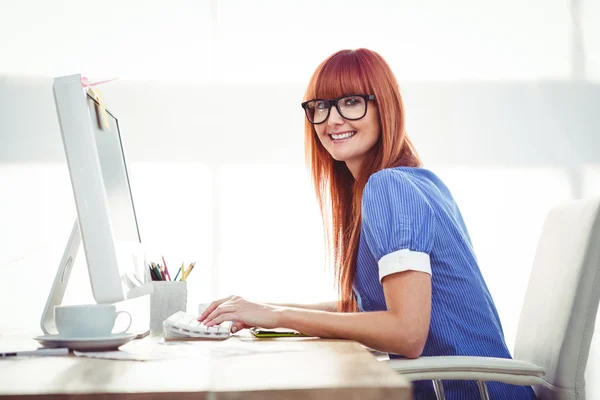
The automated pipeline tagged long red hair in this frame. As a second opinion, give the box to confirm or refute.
[303,48,422,312]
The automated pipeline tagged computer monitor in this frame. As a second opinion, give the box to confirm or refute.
[40,74,148,334]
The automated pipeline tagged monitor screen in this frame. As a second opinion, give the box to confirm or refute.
[85,95,146,292]
[87,95,141,245]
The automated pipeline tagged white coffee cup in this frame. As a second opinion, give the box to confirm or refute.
[54,304,132,338]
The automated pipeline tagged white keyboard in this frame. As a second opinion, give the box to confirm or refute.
[163,311,232,339]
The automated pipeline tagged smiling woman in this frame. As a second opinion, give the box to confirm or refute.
[198,48,538,400]
[302,93,380,176]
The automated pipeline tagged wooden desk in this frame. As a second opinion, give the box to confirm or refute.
[0,334,412,399]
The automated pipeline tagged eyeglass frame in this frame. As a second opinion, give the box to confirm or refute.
[301,94,376,125]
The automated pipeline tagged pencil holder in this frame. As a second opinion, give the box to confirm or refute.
[148,281,187,335]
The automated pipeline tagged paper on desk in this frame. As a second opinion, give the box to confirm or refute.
[72,336,312,361]
[73,339,209,361]
[73,350,171,361]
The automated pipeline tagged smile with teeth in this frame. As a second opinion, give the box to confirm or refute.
[330,131,357,140]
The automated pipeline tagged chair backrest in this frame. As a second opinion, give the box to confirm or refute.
[514,197,600,400]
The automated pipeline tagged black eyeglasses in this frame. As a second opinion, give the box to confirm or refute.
[301,94,376,125]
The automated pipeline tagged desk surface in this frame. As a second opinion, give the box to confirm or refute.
[0,333,412,400]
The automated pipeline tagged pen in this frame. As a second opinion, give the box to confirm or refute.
[1,348,69,358]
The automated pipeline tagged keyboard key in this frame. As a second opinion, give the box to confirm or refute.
[164,311,232,339]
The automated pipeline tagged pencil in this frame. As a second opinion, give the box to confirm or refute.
[162,256,172,281]
[183,262,195,281]
[173,263,183,281]
[153,265,163,281]
[149,265,159,281]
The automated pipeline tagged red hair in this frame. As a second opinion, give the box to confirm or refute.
[303,49,422,312]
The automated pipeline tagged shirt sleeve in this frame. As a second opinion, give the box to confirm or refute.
[361,169,436,282]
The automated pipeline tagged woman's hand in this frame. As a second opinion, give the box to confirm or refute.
[197,295,283,333]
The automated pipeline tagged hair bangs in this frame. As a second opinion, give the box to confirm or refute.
[311,51,371,100]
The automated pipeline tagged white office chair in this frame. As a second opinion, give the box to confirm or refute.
[387,197,600,399]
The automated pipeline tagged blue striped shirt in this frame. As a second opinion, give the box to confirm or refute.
[354,167,536,400]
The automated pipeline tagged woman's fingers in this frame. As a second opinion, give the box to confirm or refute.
[197,295,235,321]
[230,321,247,333]
[204,303,237,325]
[207,312,239,327]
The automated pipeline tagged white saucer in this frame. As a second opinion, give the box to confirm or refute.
[34,333,136,352]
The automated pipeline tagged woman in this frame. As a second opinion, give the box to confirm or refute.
[199,48,536,399]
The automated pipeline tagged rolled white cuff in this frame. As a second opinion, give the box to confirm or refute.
[378,249,432,282]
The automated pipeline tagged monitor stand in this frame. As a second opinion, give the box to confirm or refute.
[40,219,151,337]
[40,220,80,334]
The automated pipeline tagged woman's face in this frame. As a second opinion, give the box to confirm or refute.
[312,96,380,177]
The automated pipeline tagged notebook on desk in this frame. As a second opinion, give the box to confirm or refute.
[249,327,311,338]
[163,311,232,340]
